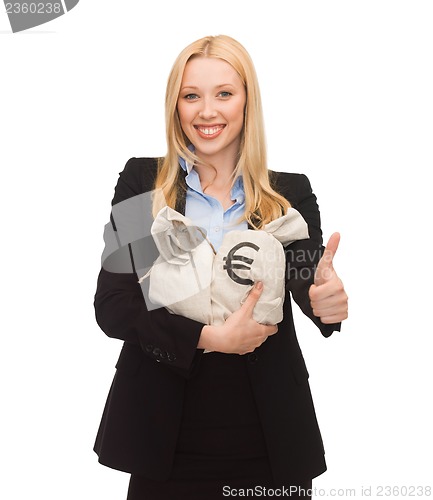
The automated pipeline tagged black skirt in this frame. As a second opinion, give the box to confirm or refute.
[126,352,311,500]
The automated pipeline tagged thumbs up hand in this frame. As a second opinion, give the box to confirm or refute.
[309,233,348,324]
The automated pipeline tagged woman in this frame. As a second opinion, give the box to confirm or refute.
[93,35,348,499]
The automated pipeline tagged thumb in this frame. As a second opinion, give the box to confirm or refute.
[323,232,340,263]
[314,232,340,285]
[242,280,263,313]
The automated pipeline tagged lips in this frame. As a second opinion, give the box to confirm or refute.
[194,125,226,139]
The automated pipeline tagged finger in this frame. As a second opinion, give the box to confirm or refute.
[309,278,345,302]
[314,233,340,286]
[323,233,341,260]
[310,285,348,312]
[311,302,348,319]
[242,281,263,313]
[311,294,346,311]
[319,311,349,324]
[318,233,340,272]
[262,324,278,336]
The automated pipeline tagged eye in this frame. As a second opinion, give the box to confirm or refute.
[218,91,232,98]
[183,93,199,100]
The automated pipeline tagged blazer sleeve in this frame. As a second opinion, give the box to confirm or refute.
[93,158,205,379]
[281,173,341,337]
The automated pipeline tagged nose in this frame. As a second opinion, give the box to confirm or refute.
[198,98,217,120]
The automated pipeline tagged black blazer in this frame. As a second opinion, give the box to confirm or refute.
[93,157,340,485]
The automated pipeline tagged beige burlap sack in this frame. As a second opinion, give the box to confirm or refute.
[139,206,309,339]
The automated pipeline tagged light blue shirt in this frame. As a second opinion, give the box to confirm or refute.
[178,155,248,252]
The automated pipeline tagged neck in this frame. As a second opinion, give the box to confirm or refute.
[194,150,239,189]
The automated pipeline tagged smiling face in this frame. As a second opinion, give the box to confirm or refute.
[177,56,247,168]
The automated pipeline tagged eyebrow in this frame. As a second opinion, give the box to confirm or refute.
[180,83,236,91]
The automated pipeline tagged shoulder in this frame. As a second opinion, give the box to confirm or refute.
[120,157,162,191]
[110,157,163,206]
[268,169,315,207]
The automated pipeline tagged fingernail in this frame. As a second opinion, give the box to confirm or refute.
[255,281,263,290]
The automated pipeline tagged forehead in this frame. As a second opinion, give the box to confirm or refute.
[181,56,242,87]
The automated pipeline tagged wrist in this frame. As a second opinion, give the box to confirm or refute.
[197,324,223,352]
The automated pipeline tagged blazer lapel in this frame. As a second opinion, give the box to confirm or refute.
[174,167,187,216]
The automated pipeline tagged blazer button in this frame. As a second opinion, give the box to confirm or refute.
[145,344,154,353]
[167,353,177,362]
[153,347,162,357]
[248,353,259,364]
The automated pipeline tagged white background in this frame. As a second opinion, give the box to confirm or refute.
[1,1,432,498]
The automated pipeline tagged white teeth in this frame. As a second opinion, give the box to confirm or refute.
[198,126,223,135]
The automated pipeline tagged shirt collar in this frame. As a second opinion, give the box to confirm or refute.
[178,156,194,174]
[178,145,245,203]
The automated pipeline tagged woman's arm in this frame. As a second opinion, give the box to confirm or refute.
[281,173,344,337]
[197,281,278,355]
[309,232,348,325]
[94,158,206,379]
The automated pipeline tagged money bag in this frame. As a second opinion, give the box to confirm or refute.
[139,206,309,338]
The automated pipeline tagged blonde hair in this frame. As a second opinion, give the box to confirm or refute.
[152,34,291,229]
